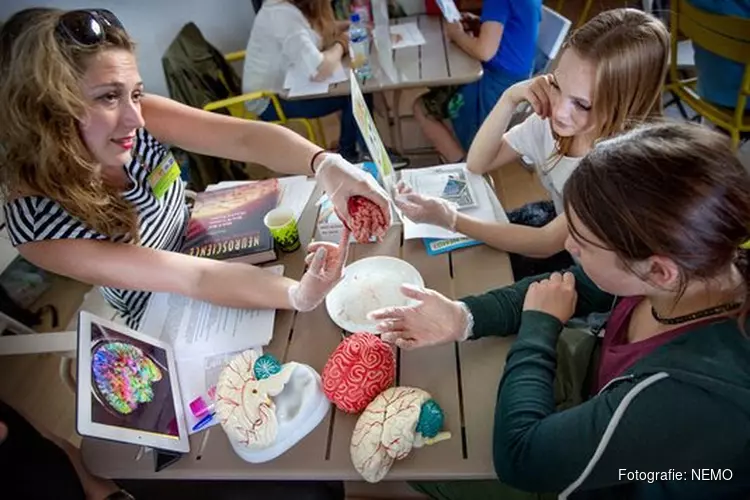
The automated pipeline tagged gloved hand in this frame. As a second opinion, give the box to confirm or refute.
[393,181,458,231]
[315,154,391,240]
[367,284,472,350]
[288,228,351,312]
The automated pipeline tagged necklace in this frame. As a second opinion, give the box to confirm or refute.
[651,302,742,325]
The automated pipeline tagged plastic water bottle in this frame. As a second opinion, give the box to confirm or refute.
[349,13,372,80]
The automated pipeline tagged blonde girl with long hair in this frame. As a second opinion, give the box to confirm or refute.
[396,8,669,279]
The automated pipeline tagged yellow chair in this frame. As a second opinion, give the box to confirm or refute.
[554,0,593,28]
[666,0,750,148]
[203,50,327,148]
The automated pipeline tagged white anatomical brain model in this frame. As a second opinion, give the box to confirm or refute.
[350,386,451,483]
[215,350,294,449]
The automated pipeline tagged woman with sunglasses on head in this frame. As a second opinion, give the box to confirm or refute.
[0,8,391,332]
[371,122,750,499]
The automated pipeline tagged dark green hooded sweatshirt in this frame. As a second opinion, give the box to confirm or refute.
[461,265,750,500]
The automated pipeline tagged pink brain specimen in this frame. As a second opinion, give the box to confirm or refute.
[342,196,388,243]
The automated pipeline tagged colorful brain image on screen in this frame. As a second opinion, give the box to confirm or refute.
[92,341,163,415]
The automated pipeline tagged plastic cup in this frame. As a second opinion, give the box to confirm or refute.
[263,207,300,252]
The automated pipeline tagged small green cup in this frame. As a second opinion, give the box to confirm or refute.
[263,207,301,252]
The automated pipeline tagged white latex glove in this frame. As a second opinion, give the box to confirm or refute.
[393,181,458,231]
[367,284,472,350]
[288,228,351,312]
[315,153,392,238]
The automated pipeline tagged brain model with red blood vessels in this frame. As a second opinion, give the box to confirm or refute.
[341,196,388,243]
[350,386,451,482]
[214,350,330,463]
[322,332,395,413]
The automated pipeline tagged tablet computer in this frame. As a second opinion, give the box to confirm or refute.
[76,311,189,453]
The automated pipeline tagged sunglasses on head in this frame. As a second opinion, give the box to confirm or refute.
[55,9,125,46]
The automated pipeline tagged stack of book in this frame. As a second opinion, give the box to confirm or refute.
[182,179,280,265]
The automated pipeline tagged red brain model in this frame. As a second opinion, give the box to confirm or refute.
[341,196,388,243]
[322,332,396,413]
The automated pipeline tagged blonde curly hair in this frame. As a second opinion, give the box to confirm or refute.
[0,8,139,242]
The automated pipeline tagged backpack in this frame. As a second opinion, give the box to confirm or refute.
[161,23,249,191]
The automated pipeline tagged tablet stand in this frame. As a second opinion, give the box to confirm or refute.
[154,449,183,472]
[133,445,184,472]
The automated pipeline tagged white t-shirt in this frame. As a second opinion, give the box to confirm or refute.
[504,113,582,216]
[242,0,325,114]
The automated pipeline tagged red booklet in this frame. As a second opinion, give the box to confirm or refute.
[182,180,280,264]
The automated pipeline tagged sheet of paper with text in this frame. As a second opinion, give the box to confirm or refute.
[435,0,461,23]
[371,0,398,82]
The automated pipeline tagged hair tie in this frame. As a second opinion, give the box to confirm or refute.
[309,149,328,175]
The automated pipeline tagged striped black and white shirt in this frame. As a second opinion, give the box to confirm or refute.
[3,129,189,328]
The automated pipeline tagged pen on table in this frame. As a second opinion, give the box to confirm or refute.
[191,412,216,432]
[196,428,211,460]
